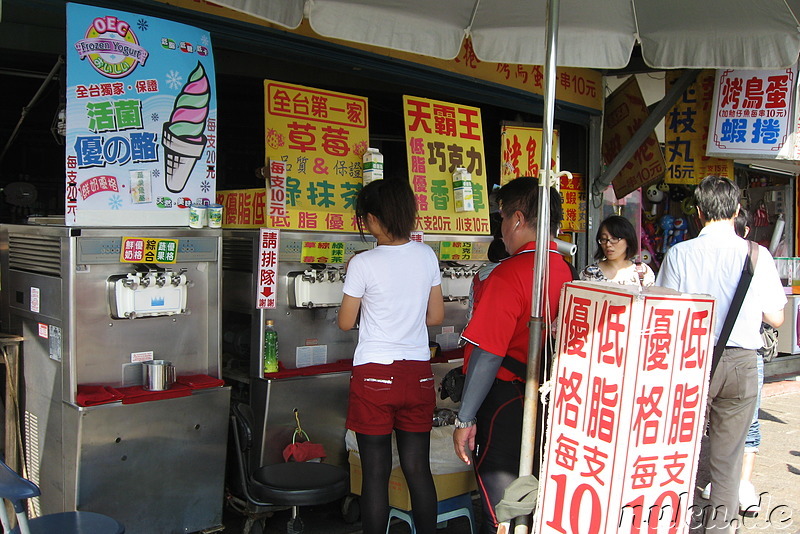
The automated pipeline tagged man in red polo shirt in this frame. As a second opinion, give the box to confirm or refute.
[453,176,573,534]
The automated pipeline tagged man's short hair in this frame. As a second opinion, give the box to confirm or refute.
[694,175,740,221]
[496,176,563,237]
[734,207,750,238]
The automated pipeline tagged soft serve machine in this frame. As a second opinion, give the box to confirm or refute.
[0,222,230,534]
[221,230,491,467]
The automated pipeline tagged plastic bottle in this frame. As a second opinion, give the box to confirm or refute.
[263,319,279,374]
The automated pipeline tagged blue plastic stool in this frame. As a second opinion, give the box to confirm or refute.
[386,492,475,534]
[0,458,124,534]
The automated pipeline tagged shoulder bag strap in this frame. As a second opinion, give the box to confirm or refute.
[711,241,758,377]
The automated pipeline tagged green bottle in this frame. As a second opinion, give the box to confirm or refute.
[263,319,279,374]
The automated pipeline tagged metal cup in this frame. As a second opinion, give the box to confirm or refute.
[142,360,176,391]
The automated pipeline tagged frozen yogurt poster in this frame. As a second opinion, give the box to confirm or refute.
[65,3,216,226]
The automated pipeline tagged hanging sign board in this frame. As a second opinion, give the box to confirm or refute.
[602,76,666,198]
[65,3,217,225]
[707,67,798,159]
[560,172,586,233]
[402,95,491,235]
[665,70,732,185]
[215,188,266,228]
[500,125,560,186]
[264,81,368,232]
[536,282,715,534]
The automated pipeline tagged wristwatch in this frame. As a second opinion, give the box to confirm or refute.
[454,416,477,429]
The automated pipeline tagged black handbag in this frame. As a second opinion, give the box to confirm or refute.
[439,367,466,402]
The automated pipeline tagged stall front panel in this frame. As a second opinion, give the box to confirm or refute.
[221,229,491,467]
[0,222,230,534]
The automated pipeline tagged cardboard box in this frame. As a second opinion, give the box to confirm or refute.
[362,169,383,185]
[453,184,474,212]
[348,451,477,511]
[362,148,384,185]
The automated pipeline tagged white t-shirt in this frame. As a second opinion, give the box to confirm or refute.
[343,241,442,366]
[656,221,786,350]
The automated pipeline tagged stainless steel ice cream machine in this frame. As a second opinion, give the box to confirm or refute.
[220,230,492,468]
[0,221,230,534]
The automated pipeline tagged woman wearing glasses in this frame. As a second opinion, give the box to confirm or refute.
[580,215,655,287]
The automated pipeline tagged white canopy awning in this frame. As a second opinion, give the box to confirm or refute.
[211,0,800,70]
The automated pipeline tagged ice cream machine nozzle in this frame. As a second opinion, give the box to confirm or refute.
[109,266,191,319]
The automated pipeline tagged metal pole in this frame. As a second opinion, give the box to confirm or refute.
[515,0,558,532]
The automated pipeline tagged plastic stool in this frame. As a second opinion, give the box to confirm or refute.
[386,493,475,534]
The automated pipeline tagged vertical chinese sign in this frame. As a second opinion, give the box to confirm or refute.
[602,77,666,199]
[537,283,715,534]
[665,70,733,185]
[560,173,586,233]
[256,228,280,309]
[707,68,798,159]
[66,3,216,226]
[500,125,560,186]
[264,81,368,232]
[403,96,490,235]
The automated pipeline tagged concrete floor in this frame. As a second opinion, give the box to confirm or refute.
[699,376,800,534]
[222,375,800,534]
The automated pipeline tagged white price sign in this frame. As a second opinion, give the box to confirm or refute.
[256,228,280,309]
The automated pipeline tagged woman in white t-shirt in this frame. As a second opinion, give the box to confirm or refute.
[580,215,655,287]
[338,178,444,534]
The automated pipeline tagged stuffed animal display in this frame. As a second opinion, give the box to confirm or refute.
[642,180,694,264]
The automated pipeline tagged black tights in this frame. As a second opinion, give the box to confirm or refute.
[356,430,437,534]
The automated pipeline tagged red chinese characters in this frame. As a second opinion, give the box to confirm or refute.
[256,229,280,310]
[538,285,715,534]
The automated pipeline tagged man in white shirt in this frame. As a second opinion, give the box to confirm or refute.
[656,175,786,533]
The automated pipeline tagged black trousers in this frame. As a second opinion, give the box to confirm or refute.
[473,379,543,534]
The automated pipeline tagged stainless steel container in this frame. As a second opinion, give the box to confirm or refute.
[142,360,176,391]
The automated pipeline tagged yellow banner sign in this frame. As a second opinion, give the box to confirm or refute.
[665,70,733,185]
[403,95,491,235]
[301,241,346,264]
[560,172,587,233]
[500,125,560,185]
[603,76,666,198]
[265,80,368,232]
[439,241,474,261]
[216,188,266,228]
[120,237,179,263]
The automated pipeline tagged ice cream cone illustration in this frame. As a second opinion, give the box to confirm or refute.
[162,61,210,193]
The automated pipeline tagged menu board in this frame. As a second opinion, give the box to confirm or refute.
[402,95,491,235]
[264,81,368,232]
[707,67,797,159]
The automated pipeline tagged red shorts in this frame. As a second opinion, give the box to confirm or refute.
[346,360,436,435]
